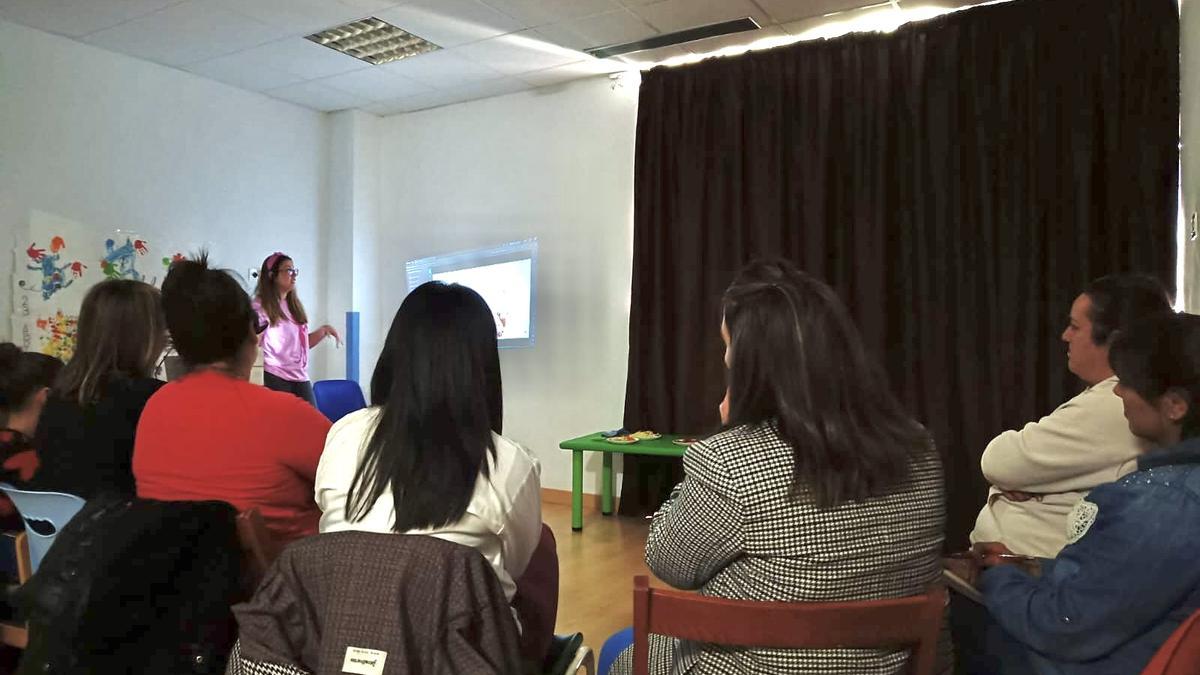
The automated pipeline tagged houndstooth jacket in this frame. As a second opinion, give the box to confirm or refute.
[638,421,947,675]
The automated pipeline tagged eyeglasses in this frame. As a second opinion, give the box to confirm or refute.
[283,268,299,278]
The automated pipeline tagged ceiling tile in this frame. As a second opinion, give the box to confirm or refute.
[479,0,622,28]
[313,67,434,101]
[754,0,871,24]
[534,8,656,51]
[780,14,829,35]
[0,0,183,38]
[375,0,523,48]
[363,99,417,116]
[612,42,692,66]
[226,37,370,80]
[80,1,284,66]
[517,58,625,88]
[630,0,771,34]
[267,80,371,111]
[202,0,372,38]
[377,48,505,87]
[902,0,990,7]
[185,51,306,91]
[449,75,532,99]
[781,3,942,39]
[454,30,583,76]
[681,24,788,56]
[336,0,405,11]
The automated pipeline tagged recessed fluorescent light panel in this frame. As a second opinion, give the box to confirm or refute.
[306,18,440,65]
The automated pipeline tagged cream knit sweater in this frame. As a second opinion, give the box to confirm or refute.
[969,376,1146,558]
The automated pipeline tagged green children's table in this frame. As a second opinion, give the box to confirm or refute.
[557,432,690,531]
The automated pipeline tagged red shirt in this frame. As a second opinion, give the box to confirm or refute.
[133,370,331,542]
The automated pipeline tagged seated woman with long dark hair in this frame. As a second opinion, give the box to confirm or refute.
[34,279,166,498]
[608,259,947,674]
[977,311,1200,674]
[316,281,542,605]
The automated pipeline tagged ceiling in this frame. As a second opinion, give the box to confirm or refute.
[0,0,989,116]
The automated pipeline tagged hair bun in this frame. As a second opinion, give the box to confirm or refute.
[0,343,20,371]
[0,343,63,412]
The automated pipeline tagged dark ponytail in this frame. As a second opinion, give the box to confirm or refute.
[161,253,257,369]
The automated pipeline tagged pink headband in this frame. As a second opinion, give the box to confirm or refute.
[263,252,287,272]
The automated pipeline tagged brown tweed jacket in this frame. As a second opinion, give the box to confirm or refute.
[228,531,523,675]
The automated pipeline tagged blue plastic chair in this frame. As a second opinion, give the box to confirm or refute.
[312,379,367,423]
[0,484,86,573]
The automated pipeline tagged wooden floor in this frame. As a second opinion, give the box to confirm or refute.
[543,501,654,648]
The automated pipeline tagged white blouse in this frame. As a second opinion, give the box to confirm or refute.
[315,407,542,601]
[970,376,1144,558]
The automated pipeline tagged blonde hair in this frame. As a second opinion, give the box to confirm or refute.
[55,280,167,405]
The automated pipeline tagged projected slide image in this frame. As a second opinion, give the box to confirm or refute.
[434,258,532,340]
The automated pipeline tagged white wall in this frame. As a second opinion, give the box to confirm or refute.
[0,20,339,379]
[376,77,639,493]
[325,110,383,385]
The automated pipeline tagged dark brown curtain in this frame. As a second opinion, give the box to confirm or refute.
[620,0,1179,549]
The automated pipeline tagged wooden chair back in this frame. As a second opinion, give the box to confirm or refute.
[1142,608,1200,675]
[0,532,32,649]
[235,508,281,589]
[14,531,31,585]
[631,576,945,675]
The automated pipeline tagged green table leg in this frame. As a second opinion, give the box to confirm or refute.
[572,450,583,531]
[602,453,614,515]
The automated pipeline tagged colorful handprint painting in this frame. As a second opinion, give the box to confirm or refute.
[161,251,185,272]
[22,237,87,300]
[33,310,79,361]
[100,237,149,281]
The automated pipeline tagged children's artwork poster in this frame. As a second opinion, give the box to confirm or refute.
[9,316,31,352]
[31,310,79,361]
[156,240,196,282]
[15,211,92,308]
[160,248,187,276]
[9,211,168,361]
[7,209,210,358]
[12,242,84,360]
[17,236,88,305]
[99,234,152,284]
[9,309,80,361]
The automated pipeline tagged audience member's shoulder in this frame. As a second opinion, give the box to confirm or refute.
[258,386,329,425]
[118,376,166,400]
[1079,376,1121,403]
[698,422,784,454]
[492,433,540,473]
[905,442,943,484]
[326,406,379,440]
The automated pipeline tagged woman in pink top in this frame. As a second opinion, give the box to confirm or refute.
[252,252,340,405]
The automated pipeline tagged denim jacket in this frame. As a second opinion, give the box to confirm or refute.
[979,438,1200,675]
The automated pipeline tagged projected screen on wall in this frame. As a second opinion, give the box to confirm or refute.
[404,238,537,348]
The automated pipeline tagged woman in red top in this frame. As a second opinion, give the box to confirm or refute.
[133,254,331,542]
